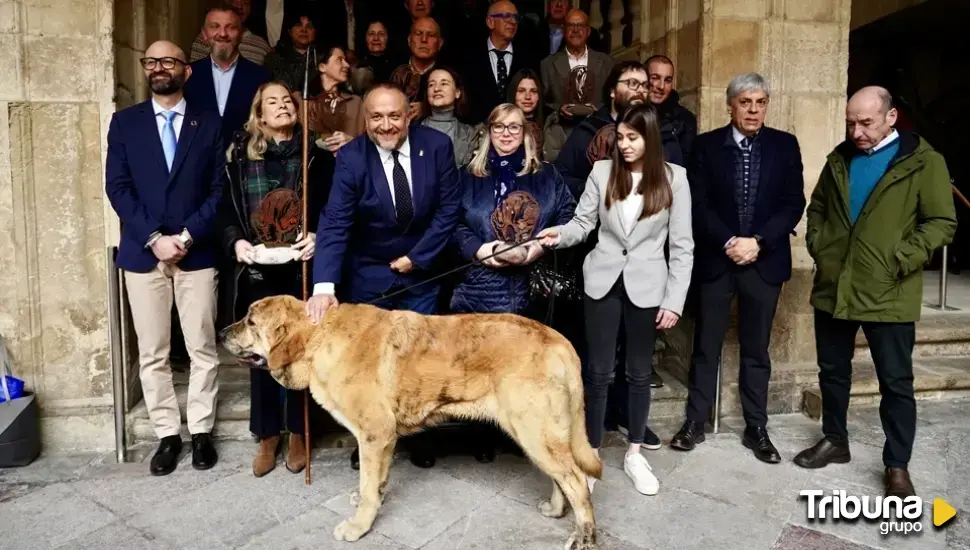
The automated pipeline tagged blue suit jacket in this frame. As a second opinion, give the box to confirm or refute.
[182,56,270,145]
[313,126,461,302]
[687,124,806,285]
[105,99,226,273]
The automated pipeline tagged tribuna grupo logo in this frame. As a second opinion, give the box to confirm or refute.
[800,489,923,535]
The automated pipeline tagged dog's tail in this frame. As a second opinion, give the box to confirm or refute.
[564,347,603,480]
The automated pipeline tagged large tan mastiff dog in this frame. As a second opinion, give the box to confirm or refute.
[221,295,602,549]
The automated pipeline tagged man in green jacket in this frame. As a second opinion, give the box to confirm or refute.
[794,86,956,498]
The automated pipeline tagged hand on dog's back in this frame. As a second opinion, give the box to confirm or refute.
[306,294,339,324]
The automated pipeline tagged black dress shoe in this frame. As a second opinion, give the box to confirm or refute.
[410,450,436,468]
[651,371,664,388]
[793,438,851,469]
[669,420,705,451]
[885,467,915,498]
[474,446,496,463]
[742,427,781,464]
[150,435,183,476]
[191,433,218,470]
[350,447,360,470]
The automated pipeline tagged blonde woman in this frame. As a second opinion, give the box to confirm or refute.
[538,104,694,496]
[218,81,328,478]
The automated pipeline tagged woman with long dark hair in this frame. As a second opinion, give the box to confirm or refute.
[538,104,694,496]
[506,69,545,158]
[220,81,330,478]
[305,45,365,153]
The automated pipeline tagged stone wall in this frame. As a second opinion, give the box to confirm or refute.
[0,0,118,451]
[640,0,854,376]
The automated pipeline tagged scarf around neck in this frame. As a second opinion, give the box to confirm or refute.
[489,145,526,209]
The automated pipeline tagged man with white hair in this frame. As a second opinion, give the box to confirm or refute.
[794,86,955,498]
[670,72,806,464]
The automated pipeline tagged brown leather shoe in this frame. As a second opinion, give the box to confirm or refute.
[253,436,280,477]
[885,467,915,498]
[793,438,850,469]
[286,433,307,473]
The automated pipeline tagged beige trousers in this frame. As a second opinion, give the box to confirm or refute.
[124,262,220,438]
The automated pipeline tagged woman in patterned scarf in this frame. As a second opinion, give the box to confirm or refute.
[305,45,366,152]
[219,81,330,479]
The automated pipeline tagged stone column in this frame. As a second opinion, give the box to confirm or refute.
[642,0,853,415]
[0,0,118,450]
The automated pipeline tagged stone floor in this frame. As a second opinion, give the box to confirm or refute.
[2,399,969,550]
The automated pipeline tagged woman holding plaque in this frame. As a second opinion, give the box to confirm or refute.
[305,45,366,153]
[417,66,479,168]
[538,104,694,496]
[220,81,329,478]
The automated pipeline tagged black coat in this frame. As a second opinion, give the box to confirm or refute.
[461,40,539,125]
[656,90,697,168]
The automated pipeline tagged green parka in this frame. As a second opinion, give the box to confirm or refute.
[806,132,957,322]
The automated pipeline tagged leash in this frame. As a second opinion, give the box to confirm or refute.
[364,236,544,306]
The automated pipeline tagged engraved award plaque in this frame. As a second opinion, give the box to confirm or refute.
[490,190,541,264]
[563,65,596,118]
[249,188,304,264]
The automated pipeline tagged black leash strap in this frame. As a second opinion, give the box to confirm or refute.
[364,237,543,305]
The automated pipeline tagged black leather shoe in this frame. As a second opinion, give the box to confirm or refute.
[885,467,915,498]
[150,435,183,476]
[793,438,851,469]
[475,446,496,463]
[191,433,218,470]
[350,447,360,470]
[410,449,436,468]
[669,420,705,451]
[651,371,664,388]
[743,427,781,464]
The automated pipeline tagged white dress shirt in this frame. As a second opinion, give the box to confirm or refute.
[152,97,186,141]
[265,0,284,47]
[313,137,415,297]
[487,38,514,84]
[567,46,589,71]
[616,172,643,237]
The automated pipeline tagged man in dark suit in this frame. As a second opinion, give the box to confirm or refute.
[105,40,225,476]
[306,83,461,469]
[183,4,271,147]
[669,72,806,463]
[462,0,537,124]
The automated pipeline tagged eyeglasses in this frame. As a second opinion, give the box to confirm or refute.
[565,23,588,30]
[490,123,523,135]
[489,12,521,22]
[140,57,185,70]
[617,78,648,91]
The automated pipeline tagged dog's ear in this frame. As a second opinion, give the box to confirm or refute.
[266,322,308,371]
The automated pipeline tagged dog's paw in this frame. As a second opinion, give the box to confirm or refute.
[349,490,360,507]
[564,531,598,550]
[539,499,566,518]
[334,519,369,542]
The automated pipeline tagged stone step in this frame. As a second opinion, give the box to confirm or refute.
[801,356,970,420]
[853,311,970,360]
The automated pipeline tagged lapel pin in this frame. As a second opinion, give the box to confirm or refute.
[419,150,424,157]
[190,120,198,126]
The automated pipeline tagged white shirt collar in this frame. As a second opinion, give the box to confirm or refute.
[868,129,900,154]
[152,97,186,116]
[567,46,588,61]
[211,52,240,72]
[377,136,411,163]
[487,37,513,54]
[732,125,758,145]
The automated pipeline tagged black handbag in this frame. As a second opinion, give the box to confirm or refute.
[529,249,583,323]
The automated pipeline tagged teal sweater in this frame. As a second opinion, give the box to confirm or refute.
[849,137,900,223]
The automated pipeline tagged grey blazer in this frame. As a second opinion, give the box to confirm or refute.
[556,160,695,314]
[539,48,615,114]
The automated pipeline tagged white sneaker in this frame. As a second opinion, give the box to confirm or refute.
[624,452,659,495]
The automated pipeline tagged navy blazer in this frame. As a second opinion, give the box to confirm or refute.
[313,126,461,301]
[687,124,806,285]
[182,56,270,146]
[105,99,226,273]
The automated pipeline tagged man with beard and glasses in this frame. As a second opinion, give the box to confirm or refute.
[184,4,271,148]
[105,40,225,476]
[189,0,272,65]
[306,83,461,470]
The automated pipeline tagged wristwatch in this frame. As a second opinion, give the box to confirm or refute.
[753,234,764,247]
[176,229,193,248]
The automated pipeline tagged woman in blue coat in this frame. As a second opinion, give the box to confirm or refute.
[450,103,576,315]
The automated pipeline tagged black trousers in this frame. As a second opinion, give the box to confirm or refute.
[584,278,658,447]
[685,266,781,428]
[814,309,916,468]
[240,265,307,438]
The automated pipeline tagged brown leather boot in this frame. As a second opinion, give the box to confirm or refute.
[885,467,915,498]
[252,436,280,477]
[286,433,307,473]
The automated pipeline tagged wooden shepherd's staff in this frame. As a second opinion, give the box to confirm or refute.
[299,45,317,486]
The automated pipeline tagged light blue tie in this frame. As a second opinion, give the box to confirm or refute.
[161,111,177,171]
